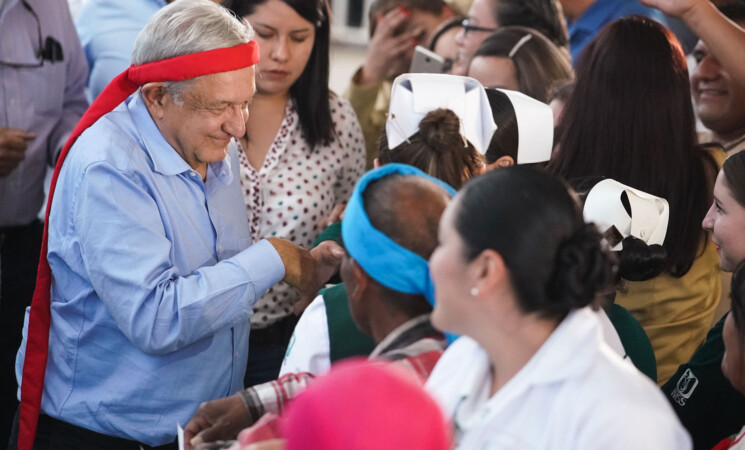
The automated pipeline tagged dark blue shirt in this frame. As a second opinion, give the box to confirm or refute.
[568,0,668,62]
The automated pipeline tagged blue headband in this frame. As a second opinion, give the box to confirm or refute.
[341,163,457,306]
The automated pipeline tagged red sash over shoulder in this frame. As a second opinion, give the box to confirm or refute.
[17,41,259,450]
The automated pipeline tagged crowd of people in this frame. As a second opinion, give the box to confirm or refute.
[2,0,745,448]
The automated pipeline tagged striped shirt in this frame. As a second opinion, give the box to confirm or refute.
[241,314,446,423]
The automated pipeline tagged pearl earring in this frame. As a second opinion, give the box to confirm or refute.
[470,287,479,296]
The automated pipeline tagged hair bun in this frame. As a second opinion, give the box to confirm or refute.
[548,223,617,311]
[617,236,667,281]
[417,108,464,155]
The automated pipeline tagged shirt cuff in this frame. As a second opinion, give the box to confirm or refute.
[233,239,285,300]
[240,387,266,425]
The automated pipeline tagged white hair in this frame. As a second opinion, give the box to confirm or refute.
[131,0,255,105]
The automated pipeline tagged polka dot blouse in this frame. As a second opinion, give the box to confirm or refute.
[237,95,366,328]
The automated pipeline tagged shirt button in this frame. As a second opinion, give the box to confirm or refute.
[190,171,198,177]
[218,244,223,252]
[9,98,15,107]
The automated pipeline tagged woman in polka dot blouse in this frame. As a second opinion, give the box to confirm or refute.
[229,0,366,387]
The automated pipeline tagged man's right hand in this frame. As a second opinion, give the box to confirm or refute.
[0,127,35,177]
[357,6,419,86]
[185,393,253,450]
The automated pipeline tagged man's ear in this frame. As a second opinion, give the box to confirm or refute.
[140,82,169,120]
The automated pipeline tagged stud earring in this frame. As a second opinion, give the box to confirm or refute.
[470,287,479,296]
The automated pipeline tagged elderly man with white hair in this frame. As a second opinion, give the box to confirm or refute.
[9,1,341,449]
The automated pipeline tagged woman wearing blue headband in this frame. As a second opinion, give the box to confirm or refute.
[426,166,689,449]
[184,164,456,447]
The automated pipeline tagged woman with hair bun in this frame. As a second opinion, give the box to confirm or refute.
[279,74,490,378]
[377,108,483,189]
[482,87,555,169]
[580,177,672,381]
[426,166,689,449]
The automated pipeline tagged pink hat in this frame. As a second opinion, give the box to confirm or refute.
[282,360,451,450]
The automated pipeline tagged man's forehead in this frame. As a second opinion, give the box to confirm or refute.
[189,66,256,104]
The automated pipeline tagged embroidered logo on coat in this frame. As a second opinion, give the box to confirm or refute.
[671,369,699,406]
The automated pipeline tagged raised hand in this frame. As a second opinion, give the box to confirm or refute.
[358,6,419,86]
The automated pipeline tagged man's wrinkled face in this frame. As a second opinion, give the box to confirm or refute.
[158,65,256,176]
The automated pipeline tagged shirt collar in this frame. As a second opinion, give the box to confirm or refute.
[454,307,602,403]
[370,314,438,358]
[725,133,745,153]
[128,94,192,176]
[206,145,234,187]
[516,307,602,384]
[451,307,603,438]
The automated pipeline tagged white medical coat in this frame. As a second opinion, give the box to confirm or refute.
[425,307,691,449]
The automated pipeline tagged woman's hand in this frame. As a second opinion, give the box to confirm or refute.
[358,6,419,86]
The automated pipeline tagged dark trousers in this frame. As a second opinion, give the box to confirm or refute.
[0,220,43,445]
[243,314,300,388]
[7,408,178,450]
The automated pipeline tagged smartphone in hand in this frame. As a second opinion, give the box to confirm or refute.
[409,46,446,74]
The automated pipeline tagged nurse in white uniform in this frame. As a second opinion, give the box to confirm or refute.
[426,166,691,449]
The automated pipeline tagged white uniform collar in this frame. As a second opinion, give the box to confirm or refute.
[448,308,605,437]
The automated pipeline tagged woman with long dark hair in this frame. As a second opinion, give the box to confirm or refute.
[229,0,366,387]
[548,15,722,384]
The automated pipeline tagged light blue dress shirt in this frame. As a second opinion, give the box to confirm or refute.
[568,0,668,62]
[15,94,285,446]
[76,0,165,102]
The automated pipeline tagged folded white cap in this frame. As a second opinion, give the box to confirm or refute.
[386,73,497,154]
[490,89,554,164]
[583,179,670,251]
